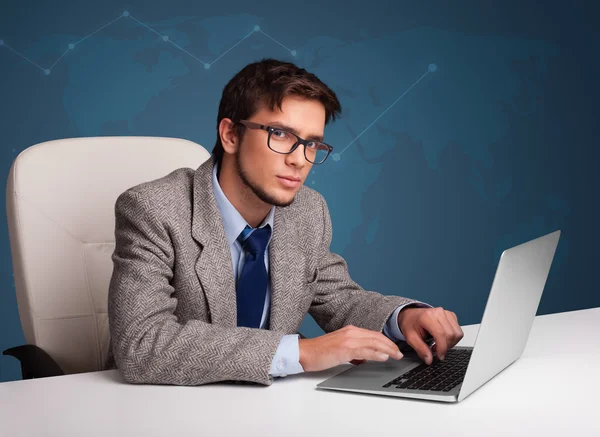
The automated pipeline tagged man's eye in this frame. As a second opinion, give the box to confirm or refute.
[308,142,326,150]
[273,130,287,138]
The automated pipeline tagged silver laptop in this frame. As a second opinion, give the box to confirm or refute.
[317,230,561,403]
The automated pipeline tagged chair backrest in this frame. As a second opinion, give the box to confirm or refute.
[6,136,211,374]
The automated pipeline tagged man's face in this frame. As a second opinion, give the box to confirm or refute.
[235,95,326,207]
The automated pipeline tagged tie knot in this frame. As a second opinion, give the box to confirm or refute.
[238,224,271,256]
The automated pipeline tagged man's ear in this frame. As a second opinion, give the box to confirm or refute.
[219,118,240,155]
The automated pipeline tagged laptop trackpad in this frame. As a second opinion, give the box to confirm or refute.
[318,353,424,390]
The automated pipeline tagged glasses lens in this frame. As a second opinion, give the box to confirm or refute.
[268,129,297,153]
[305,141,330,164]
[269,129,330,164]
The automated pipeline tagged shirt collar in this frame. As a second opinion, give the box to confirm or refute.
[211,159,275,247]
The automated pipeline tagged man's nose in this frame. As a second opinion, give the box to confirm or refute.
[285,143,306,167]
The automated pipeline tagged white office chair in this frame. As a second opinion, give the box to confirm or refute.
[3,136,210,378]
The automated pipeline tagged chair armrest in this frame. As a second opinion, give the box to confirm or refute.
[3,344,65,379]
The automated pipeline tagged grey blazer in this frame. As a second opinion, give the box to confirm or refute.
[105,155,420,386]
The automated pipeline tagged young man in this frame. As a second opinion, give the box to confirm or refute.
[106,58,464,386]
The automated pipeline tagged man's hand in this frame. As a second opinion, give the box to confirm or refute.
[398,306,464,365]
[298,325,404,372]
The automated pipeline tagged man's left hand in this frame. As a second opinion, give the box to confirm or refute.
[398,306,464,365]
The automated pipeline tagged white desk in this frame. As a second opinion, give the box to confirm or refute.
[1,308,599,437]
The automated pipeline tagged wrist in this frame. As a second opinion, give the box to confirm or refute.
[397,306,417,329]
[298,338,310,371]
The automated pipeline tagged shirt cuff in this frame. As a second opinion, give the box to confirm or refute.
[382,302,433,342]
[269,334,304,377]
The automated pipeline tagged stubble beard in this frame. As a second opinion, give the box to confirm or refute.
[235,150,296,208]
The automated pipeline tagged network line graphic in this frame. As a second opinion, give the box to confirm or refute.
[0,10,437,161]
[0,10,296,75]
[335,63,437,160]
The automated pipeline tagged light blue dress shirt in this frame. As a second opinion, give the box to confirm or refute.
[211,161,432,377]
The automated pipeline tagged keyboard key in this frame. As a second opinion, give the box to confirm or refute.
[382,349,472,390]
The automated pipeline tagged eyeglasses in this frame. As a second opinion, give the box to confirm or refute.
[237,120,333,164]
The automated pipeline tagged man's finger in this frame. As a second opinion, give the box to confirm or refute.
[434,311,456,359]
[422,312,448,361]
[405,330,434,365]
[346,337,401,360]
[352,347,390,362]
[355,327,403,353]
[341,328,402,359]
[373,333,403,355]
[364,338,403,359]
[343,326,401,349]
[447,311,465,343]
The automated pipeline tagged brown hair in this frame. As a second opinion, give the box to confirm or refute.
[212,58,342,162]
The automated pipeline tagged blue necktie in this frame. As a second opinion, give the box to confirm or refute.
[236,224,271,328]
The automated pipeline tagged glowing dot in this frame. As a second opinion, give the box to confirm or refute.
[204,63,211,69]
[44,69,51,75]
[332,153,341,161]
[312,180,316,185]
[162,36,169,42]
[123,11,129,17]
[254,25,260,31]
[291,50,297,56]
[0,40,4,46]
[428,63,437,72]
[68,43,74,49]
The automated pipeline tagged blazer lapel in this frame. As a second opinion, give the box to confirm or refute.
[191,156,237,328]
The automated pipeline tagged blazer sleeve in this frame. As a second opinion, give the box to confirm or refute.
[308,193,426,334]
[108,189,284,386]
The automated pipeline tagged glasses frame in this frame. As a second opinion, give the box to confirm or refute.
[237,119,333,164]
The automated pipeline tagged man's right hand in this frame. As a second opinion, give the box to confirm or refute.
[298,325,404,372]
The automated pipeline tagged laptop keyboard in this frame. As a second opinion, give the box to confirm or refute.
[382,348,472,392]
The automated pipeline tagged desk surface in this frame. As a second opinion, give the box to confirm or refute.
[1,308,599,437]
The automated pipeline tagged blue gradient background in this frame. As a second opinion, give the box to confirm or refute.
[0,1,598,382]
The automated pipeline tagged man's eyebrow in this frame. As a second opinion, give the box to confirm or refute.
[265,121,324,142]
